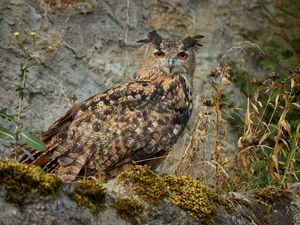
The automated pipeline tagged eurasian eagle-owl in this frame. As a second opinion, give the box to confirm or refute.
[10,30,204,182]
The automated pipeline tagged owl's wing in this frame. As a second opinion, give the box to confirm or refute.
[41,103,85,143]
[21,79,183,182]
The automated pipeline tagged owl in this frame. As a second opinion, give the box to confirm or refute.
[9,30,204,182]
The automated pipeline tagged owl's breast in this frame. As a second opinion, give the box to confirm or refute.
[155,76,193,135]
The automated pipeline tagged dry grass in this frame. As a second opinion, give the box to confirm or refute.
[171,55,300,193]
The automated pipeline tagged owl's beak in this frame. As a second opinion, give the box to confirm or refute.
[168,58,175,73]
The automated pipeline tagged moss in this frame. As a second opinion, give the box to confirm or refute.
[117,164,169,205]
[253,186,291,211]
[0,158,63,201]
[69,180,106,215]
[217,195,235,213]
[111,197,145,225]
[164,175,218,225]
[117,165,218,225]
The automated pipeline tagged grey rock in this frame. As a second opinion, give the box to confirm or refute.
[1,180,300,225]
[0,180,199,225]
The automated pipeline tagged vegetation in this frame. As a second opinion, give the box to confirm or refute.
[111,198,145,225]
[165,175,218,225]
[0,158,63,202]
[118,165,218,225]
[117,164,170,205]
[173,60,299,192]
[69,180,107,215]
[0,15,53,156]
[172,0,300,193]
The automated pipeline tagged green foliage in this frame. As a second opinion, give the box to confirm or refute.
[238,0,300,184]
[19,131,47,151]
[0,108,14,122]
[243,1,300,71]
[0,126,15,140]
[0,110,46,151]
[0,25,53,152]
[173,59,299,194]
[260,58,276,70]
[235,69,300,190]
[292,37,300,52]
[251,160,267,171]
[223,1,300,190]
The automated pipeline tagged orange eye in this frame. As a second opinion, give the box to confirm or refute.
[177,52,188,60]
[154,51,165,58]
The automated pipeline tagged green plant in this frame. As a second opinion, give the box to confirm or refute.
[240,1,300,72]
[0,22,54,155]
[236,68,300,189]
[172,61,299,193]
[225,1,300,190]
[230,0,300,128]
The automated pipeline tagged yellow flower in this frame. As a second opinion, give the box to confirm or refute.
[14,32,20,37]
[47,46,53,50]
[30,31,36,36]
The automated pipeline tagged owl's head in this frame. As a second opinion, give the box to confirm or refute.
[136,30,204,80]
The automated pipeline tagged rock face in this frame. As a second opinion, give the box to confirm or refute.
[0,159,299,225]
[0,182,197,225]
[0,175,299,225]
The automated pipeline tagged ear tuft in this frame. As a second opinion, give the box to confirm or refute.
[182,35,204,51]
[137,30,163,49]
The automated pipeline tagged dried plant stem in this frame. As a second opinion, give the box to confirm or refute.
[221,41,265,62]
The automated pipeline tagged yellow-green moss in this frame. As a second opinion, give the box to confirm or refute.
[68,180,106,215]
[111,197,145,225]
[164,175,218,225]
[253,186,291,211]
[117,165,218,225]
[216,195,235,213]
[117,164,169,205]
[0,158,63,201]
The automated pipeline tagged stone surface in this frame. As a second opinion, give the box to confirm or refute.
[0,179,299,225]
[0,180,199,225]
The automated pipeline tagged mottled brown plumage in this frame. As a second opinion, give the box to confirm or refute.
[9,30,204,182]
